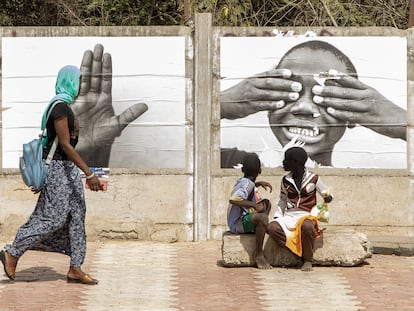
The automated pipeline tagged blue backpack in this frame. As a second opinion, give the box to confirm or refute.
[19,101,60,191]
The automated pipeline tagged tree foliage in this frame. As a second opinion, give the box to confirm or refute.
[0,0,411,29]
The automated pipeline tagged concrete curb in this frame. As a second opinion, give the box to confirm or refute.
[369,236,414,256]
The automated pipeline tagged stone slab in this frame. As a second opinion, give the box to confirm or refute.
[221,228,373,267]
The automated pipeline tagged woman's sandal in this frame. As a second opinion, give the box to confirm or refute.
[0,250,16,281]
[67,273,98,285]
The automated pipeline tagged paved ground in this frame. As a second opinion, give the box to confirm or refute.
[0,240,413,311]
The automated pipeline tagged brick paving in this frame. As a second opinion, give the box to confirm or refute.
[174,241,266,311]
[0,240,413,311]
[339,255,414,311]
[0,243,97,311]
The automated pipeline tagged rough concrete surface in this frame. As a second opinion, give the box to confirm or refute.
[222,229,373,267]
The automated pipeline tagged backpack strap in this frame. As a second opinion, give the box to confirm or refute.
[43,101,64,166]
[45,137,58,166]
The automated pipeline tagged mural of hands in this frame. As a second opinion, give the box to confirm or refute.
[73,44,148,167]
[312,71,406,141]
[220,37,407,169]
[220,68,302,120]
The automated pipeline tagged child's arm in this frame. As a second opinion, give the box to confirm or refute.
[274,192,287,218]
[273,180,287,219]
[229,199,266,213]
[255,181,272,193]
[316,177,334,203]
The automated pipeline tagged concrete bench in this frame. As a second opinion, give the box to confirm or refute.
[221,228,372,267]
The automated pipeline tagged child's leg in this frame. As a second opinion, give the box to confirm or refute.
[301,219,316,271]
[258,199,272,215]
[266,221,287,248]
[251,212,271,269]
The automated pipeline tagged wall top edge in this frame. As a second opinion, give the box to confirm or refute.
[214,26,411,37]
[0,26,411,37]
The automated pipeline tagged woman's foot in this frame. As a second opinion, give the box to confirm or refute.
[0,250,18,280]
[67,266,98,285]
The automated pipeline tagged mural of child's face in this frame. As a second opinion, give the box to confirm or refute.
[268,47,348,162]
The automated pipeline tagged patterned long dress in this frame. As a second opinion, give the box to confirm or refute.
[5,159,86,267]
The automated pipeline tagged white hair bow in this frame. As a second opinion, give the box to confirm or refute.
[282,135,305,152]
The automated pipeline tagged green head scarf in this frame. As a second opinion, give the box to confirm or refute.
[41,65,81,146]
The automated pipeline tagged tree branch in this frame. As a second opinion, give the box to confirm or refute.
[320,0,338,27]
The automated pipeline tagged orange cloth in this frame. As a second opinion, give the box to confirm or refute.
[285,215,321,257]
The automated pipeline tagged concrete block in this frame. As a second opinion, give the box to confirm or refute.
[221,228,372,267]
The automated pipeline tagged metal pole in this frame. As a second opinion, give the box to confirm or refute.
[408,0,414,28]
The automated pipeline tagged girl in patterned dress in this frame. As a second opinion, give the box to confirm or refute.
[0,65,103,284]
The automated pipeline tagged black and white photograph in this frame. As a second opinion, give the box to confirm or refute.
[220,36,407,169]
[2,37,186,168]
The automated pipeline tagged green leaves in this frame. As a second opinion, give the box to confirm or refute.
[0,0,410,28]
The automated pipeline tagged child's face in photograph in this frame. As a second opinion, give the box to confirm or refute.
[268,46,348,159]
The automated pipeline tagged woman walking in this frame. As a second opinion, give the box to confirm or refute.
[0,65,103,285]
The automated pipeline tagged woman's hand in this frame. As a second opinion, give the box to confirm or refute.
[86,175,104,191]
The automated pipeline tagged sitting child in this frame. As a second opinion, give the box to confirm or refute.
[227,154,273,269]
[267,147,333,271]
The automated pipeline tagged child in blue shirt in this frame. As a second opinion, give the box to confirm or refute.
[227,154,272,269]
